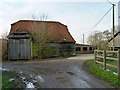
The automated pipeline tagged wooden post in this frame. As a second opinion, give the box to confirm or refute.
[94,50,96,65]
[118,49,120,78]
[103,50,106,70]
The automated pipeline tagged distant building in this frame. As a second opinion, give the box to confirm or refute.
[8,20,76,60]
[108,32,120,50]
[76,44,94,54]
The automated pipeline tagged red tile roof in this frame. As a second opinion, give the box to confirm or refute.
[9,20,76,42]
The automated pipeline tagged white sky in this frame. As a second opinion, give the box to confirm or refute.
[0,0,120,44]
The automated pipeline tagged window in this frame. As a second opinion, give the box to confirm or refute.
[76,47,81,51]
[83,47,87,51]
[89,47,93,51]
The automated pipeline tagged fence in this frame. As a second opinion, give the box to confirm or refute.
[94,50,120,77]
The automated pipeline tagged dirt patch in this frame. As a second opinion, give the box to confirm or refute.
[58,72,63,73]
[56,77,64,79]
[60,80,66,83]
[66,72,75,75]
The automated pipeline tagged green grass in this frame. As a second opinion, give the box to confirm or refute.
[2,71,19,88]
[3,55,76,63]
[106,56,117,58]
[96,58,117,73]
[106,60,117,66]
[97,59,117,66]
[85,59,120,88]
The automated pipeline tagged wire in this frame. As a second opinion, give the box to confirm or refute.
[107,0,113,5]
[84,6,112,35]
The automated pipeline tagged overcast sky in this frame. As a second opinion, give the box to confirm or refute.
[0,0,120,43]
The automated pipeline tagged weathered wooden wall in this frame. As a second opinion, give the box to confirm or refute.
[8,38,31,60]
[49,42,76,56]
[32,42,76,58]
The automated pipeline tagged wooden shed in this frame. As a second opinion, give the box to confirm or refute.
[8,32,32,60]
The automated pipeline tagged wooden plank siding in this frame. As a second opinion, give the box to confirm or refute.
[8,38,31,60]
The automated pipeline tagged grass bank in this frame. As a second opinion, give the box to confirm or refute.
[2,71,19,88]
[85,59,120,88]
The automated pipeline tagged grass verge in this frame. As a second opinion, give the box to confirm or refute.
[85,59,120,88]
[2,71,19,88]
[3,55,76,63]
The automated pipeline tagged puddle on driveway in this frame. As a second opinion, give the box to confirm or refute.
[56,77,64,79]
[21,77,26,80]
[20,76,35,88]
[26,82,35,88]
[60,80,66,83]
[0,67,9,71]
[66,72,75,75]
[35,76,44,82]
[58,72,63,73]
[9,78,14,82]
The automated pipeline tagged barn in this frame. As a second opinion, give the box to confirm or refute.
[8,20,76,60]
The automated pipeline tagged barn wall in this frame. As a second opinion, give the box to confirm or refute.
[59,43,75,56]
[8,38,31,60]
[49,42,76,56]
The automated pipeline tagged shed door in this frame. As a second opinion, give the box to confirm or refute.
[9,39,31,60]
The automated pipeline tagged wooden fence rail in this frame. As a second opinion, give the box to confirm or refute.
[94,49,120,78]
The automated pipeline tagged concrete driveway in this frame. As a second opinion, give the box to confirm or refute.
[2,54,114,88]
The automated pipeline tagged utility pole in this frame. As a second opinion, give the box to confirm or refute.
[107,0,115,51]
[83,34,84,44]
[113,4,115,51]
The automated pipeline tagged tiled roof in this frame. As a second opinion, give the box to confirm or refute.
[9,20,76,42]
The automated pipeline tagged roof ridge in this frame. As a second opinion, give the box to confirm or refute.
[11,20,67,26]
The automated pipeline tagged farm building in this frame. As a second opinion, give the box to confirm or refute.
[76,44,94,54]
[108,32,120,50]
[8,20,76,60]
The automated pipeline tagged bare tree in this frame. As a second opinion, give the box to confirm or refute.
[1,32,8,39]
[1,32,8,60]
[30,14,56,58]
[32,13,48,21]
[87,30,111,50]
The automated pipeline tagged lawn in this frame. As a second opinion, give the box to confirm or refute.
[85,59,120,88]
[2,71,19,88]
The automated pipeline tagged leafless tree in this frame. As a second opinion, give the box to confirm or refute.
[1,32,8,60]
[87,30,111,50]
[30,14,56,58]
